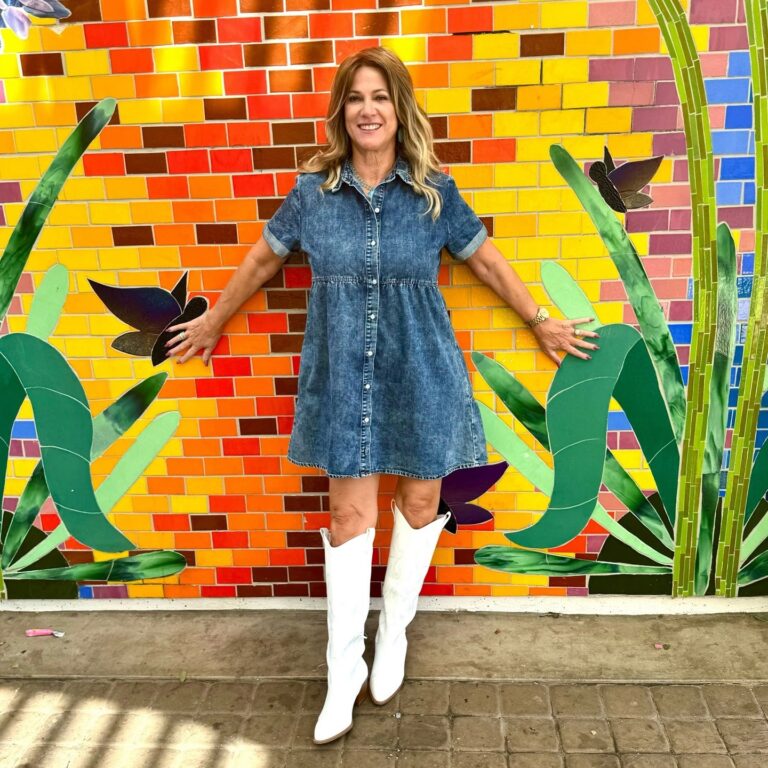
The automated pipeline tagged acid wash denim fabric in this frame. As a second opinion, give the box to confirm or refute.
[263,155,489,479]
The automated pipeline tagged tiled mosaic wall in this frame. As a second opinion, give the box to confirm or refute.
[0,0,762,598]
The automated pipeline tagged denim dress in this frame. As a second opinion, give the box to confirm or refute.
[263,156,489,479]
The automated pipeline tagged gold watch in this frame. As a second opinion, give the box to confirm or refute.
[526,306,549,328]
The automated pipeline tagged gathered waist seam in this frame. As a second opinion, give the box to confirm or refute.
[312,276,438,286]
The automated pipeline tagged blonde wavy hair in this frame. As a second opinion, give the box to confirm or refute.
[300,46,444,219]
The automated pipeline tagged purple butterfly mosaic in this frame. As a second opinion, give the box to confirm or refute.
[437,460,508,533]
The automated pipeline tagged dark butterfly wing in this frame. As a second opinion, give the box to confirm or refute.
[437,496,458,534]
[89,279,182,334]
[589,162,627,213]
[171,271,188,309]
[112,331,158,357]
[448,502,494,526]
[150,296,209,366]
[622,192,654,210]
[440,461,509,504]
[603,146,616,173]
[607,155,663,196]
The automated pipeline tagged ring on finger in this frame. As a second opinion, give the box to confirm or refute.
[574,328,583,338]
[179,330,186,341]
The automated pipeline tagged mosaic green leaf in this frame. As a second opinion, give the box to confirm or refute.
[472,351,673,548]
[2,373,167,570]
[5,550,187,583]
[25,264,68,340]
[504,324,678,549]
[475,546,671,576]
[0,333,133,554]
[0,100,115,323]
[540,261,601,331]
[746,441,768,526]
[477,402,671,565]
[737,548,768,587]
[549,144,686,443]
[696,223,737,595]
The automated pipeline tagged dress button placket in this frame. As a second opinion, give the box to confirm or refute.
[360,186,382,470]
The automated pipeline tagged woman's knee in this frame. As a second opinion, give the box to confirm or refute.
[394,479,441,529]
[328,475,380,545]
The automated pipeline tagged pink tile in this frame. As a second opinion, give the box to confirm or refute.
[609,81,655,106]
[625,209,670,233]
[600,280,628,301]
[691,0,738,23]
[718,206,753,228]
[590,58,635,82]
[672,257,693,276]
[655,81,679,105]
[634,56,674,80]
[589,0,635,26]
[642,256,673,277]
[651,277,690,300]
[649,233,692,255]
[632,106,681,132]
[653,132,687,156]
[669,301,693,321]
[700,52,729,77]
[709,25,748,50]
[670,209,692,230]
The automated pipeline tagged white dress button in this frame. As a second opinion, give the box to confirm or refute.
[374,208,380,213]
[370,240,376,246]
[369,313,375,319]
[371,278,377,285]
[367,350,373,357]
[364,383,370,390]
[363,417,369,424]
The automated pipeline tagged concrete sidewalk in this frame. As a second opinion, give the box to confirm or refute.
[2,610,768,767]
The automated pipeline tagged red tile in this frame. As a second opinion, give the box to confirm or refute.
[110,48,154,73]
[196,378,235,398]
[428,35,472,62]
[224,70,268,95]
[210,495,247,512]
[186,123,228,147]
[167,149,211,174]
[193,0,237,16]
[211,148,253,173]
[216,567,252,584]
[83,153,125,176]
[310,11,352,37]
[218,16,263,43]
[153,514,191,531]
[233,173,277,197]
[212,356,253,376]
[228,121,272,146]
[84,22,129,48]
[200,44,244,70]
[213,531,249,548]
[247,94,292,120]
[447,6,492,33]
[473,139,515,163]
[223,437,261,455]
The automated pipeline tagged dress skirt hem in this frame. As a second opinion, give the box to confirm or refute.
[286,454,489,480]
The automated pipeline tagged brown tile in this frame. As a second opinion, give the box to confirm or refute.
[275,583,309,597]
[270,334,303,353]
[479,215,493,237]
[275,375,299,393]
[244,42,288,67]
[239,418,278,435]
[355,12,398,36]
[520,32,565,57]
[172,19,217,44]
[237,585,272,597]
[472,86,517,111]
[66,0,102,22]
[125,152,168,175]
[290,41,333,65]
[75,100,120,125]
[286,315,306,333]
[287,0,329,9]
[267,290,308,309]
[252,566,289,583]
[142,126,186,148]
[264,14,308,40]
[272,121,315,145]
[148,0,190,16]
[435,140,471,164]
[252,147,296,170]
[112,226,154,247]
[296,144,324,164]
[197,223,239,245]
[258,198,283,219]
[240,0,283,11]
[21,53,64,77]
[301,476,328,492]
[429,115,447,139]
[191,514,227,531]
[204,97,248,121]
[270,69,313,93]
[287,531,322,547]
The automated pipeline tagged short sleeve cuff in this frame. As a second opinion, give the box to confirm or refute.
[453,225,488,261]
[263,223,292,258]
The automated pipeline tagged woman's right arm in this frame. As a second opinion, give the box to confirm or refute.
[165,236,286,365]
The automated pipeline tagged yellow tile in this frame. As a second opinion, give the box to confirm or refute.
[178,71,224,97]
[55,315,91,335]
[518,237,559,260]
[127,585,166,598]
[560,234,609,259]
[470,285,509,307]
[57,249,100,272]
[196,550,234,567]
[178,399,217,418]
[162,98,205,123]
[131,532,176,550]
[562,82,609,109]
[560,135,606,159]
[585,106,632,135]
[494,214,537,237]
[607,133,654,158]
[495,59,541,86]
[64,337,108,358]
[690,25,709,52]
[41,23,85,52]
[137,245,180,268]
[452,308,492,330]
[105,176,148,200]
[543,58,588,85]
[0,54,20,78]
[493,3,540,30]
[542,1,588,27]
[187,476,225,495]
[131,200,173,224]
[474,32,520,60]
[0,155,41,180]
[59,177,106,202]
[515,187,563,212]
[48,76,93,102]
[473,190,517,215]
[449,61,494,87]
[49,203,89,226]
[538,211,591,235]
[426,88,471,115]
[540,109,585,135]
[14,128,59,153]
[92,75,136,100]
[0,103,35,129]
[35,226,71,250]
[170,495,208,513]
[155,45,199,73]
[0,26,42,53]
[566,29,612,56]
[492,237,517,260]
[493,111,540,137]
[4,77,50,102]
[517,84,561,111]
[89,202,134,225]
[515,137,560,162]
[474,330,514,349]
[65,50,111,77]
[32,102,77,127]
[382,35,426,63]
[495,163,538,188]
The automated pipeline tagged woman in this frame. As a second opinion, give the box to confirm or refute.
[166,47,599,744]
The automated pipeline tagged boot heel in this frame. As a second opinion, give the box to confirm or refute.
[355,679,369,705]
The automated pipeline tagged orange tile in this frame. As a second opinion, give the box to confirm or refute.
[263,476,303,494]
[181,438,222,456]
[104,0,148,21]
[175,533,212,549]
[180,567,217,585]
[402,8,446,34]
[227,512,266,530]
[127,19,173,46]
[179,244,222,267]
[246,495,285,513]
[200,418,238,437]
[449,114,492,139]
[135,73,179,98]
[216,199,258,221]
[235,378,274,396]
[172,199,216,222]
[233,550,269,566]
[99,125,143,149]
[204,457,245,475]
[437,566,474,583]
[249,531,287,548]
[165,585,200,598]
[218,398,256,417]
[614,28,660,55]
[410,62,450,88]
[230,336,270,355]
[189,174,233,199]
[155,224,197,246]
[237,222,262,245]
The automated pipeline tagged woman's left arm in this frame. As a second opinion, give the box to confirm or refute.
[462,237,600,367]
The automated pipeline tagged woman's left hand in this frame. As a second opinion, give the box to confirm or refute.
[531,316,600,367]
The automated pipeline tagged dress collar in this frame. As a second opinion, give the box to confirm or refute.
[330,155,413,192]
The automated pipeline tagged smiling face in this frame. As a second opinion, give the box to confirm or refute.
[343,65,399,159]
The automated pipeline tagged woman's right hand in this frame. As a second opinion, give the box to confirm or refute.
[165,310,223,366]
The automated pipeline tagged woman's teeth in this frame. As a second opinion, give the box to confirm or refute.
[360,124,381,131]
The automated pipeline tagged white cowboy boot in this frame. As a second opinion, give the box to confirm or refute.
[313,526,375,744]
[369,499,451,705]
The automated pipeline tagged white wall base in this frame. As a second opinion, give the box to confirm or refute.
[2,595,768,615]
